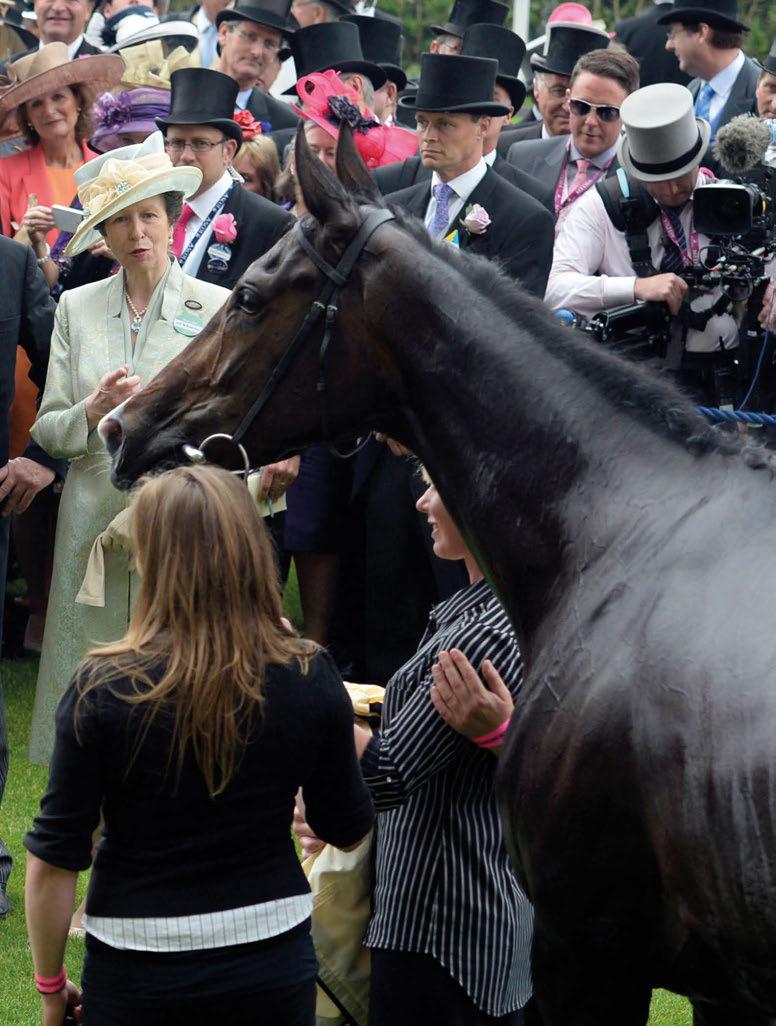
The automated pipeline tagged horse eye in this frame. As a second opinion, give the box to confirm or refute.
[234,286,261,315]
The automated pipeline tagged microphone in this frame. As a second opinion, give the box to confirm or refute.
[713,114,774,175]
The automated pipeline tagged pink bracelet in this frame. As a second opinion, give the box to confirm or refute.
[34,969,67,994]
[471,717,511,749]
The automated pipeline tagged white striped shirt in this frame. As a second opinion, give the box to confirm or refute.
[361,579,533,1015]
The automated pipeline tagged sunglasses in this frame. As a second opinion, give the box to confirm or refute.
[568,98,621,123]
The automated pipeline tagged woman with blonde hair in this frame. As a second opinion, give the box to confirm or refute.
[24,464,374,1026]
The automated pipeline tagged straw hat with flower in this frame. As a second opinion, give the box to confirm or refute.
[0,42,124,142]
[65,136,201,256]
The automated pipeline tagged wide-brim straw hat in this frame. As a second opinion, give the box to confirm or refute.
[0,42,124,140]
[65,132,201,256]
[617,82,711,183]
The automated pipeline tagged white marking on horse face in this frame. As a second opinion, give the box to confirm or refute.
[97,398,129,446]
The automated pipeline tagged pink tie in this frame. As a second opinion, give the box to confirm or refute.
[572,158,590,187]
[171,202,195,260]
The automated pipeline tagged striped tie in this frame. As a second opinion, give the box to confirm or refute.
[660,206,688,274]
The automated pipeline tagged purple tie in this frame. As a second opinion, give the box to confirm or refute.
[430,182,456,239]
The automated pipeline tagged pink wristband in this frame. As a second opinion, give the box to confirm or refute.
[471,717,511,748]
[35,969,67,994]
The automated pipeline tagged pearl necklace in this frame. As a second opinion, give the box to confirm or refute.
[125,291,148,333]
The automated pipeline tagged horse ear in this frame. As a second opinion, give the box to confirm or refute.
[294,121,351,225]
[335,123,383,204]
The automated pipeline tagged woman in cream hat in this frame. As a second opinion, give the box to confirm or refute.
[0,42,124,256]
[27,132,231,770]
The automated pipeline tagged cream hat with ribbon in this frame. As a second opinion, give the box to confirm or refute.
[65,128,201,256]
[617,83,710,184]
[0,41,124,141]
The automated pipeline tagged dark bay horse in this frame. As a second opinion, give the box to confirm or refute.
[102,128,776,1026]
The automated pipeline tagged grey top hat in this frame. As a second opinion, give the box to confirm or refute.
[617,82,711,182]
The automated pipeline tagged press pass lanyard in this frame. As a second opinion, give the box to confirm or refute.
[554,143,613,215]
[177,183,234,267]
[659,207,700,267]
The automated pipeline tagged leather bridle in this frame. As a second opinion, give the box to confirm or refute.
[184,208,395,474]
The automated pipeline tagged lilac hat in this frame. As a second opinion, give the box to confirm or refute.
[90,86,171,153]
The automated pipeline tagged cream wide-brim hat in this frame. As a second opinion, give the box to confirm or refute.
[0,42,124,141]
[617,82,711,184]
[65,150,201,256]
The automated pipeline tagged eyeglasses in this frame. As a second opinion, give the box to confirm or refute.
[568,98,621,123]
[228,23,282,53]
[164,137,229,154]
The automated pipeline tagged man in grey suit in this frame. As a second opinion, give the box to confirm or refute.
[498,21,610,154]
[660,0,758,139]
[508,49,640,229]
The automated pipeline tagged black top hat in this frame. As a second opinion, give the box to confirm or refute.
[656,0,748,32]
[399,53,509,116]
[155,68,243,146]
[431,0,509,39]
[530,22,609,76]
[761,39,776,76]
[342,14,406,91]
[216,0,296,36]
[461,24,526,110]
[281,21,388,95]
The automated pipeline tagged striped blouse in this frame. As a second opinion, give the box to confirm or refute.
[361,578,533,1016]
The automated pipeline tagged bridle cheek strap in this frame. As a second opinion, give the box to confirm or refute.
[230,208,395,456]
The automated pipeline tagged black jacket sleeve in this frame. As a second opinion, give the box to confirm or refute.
[19,247,66,475]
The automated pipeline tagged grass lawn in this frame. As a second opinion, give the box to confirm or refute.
[0,573,693,1024]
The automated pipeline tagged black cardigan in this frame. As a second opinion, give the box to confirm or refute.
[25,650,374,919]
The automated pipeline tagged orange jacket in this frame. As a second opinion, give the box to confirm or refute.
[0,139,91,242]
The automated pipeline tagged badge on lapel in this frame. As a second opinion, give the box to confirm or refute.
[207,213,238,275]
[173,312,204,337]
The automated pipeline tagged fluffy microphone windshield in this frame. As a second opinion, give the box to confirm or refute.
[713,114,772,174]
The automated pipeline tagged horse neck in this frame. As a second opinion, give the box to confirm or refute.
[367,250,716,658]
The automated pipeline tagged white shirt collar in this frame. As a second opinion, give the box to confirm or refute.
[705,48,745,99]
[40,34,84,58]
[570,136,619,170]
[483,148,497,166]
[430,157,487,202]
[193,7,215,31]
[188,170,233,221]
[235,87,252,110]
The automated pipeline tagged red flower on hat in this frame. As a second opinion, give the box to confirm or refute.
[233,109,265,140]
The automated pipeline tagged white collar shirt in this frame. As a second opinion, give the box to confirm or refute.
[701,49,745,124]
[424,158,488,235]
[544,170,739,354]
[180,170,233,277]
[235,87,252,110]
[483,148,497,166]
[40,34,84,58]
[194,7,218,69]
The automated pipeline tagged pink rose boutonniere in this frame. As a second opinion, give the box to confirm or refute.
[212,213,238,244]
[462,203,491,235]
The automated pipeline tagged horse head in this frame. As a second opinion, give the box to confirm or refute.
[102,125,407,488]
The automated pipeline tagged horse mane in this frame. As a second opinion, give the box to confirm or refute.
[363,201,775,475]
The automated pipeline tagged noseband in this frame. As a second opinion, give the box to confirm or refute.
[184,207,395,474]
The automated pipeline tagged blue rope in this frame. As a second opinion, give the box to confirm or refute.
[696,407,776,426]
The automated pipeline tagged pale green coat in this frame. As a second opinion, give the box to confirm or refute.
[28,260,229,765]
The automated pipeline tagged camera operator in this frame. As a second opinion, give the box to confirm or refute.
[545,82,740,404]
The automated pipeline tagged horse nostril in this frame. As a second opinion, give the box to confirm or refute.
[100,416,124,456]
